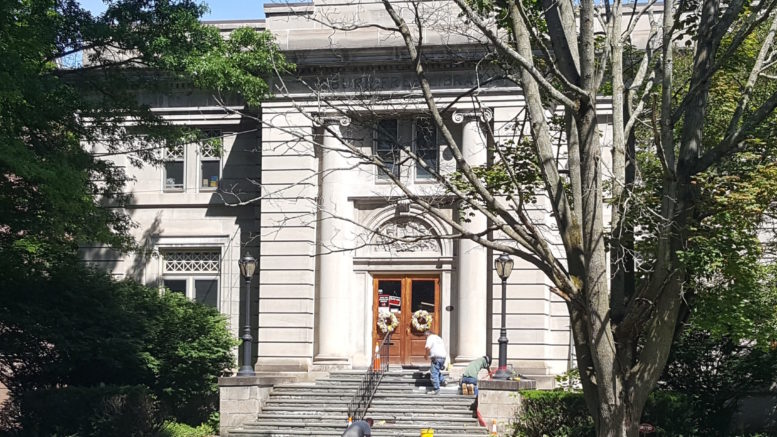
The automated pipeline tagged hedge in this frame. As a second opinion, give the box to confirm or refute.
[16,385,163,437]
[511,390,699,437]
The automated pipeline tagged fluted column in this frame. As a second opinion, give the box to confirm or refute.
[453,110,491,363]
[315,116,354,364]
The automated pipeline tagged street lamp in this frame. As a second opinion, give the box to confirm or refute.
[237,253,257,376]
[493,253,514,379]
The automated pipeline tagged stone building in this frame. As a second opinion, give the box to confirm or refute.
[83,0,656,383]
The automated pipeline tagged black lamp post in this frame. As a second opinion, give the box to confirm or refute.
[493,253,514,379]
[237,253,257,376]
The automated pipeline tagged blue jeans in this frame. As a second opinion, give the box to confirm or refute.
[461,376,478,396]
[430,357,445,390]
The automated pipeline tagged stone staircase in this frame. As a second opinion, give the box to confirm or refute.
[228,368,489,436]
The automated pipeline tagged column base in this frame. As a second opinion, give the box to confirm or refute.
[454,355,482,365]
[312,355,351,371]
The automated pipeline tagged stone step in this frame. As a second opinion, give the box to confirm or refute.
[261,405,473,415]
[254,413,478,423]
[267,395,475,405]
[266,398,474,408]
[242,420,484,430]
[230,430,487,436]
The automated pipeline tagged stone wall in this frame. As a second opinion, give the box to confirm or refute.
[218,375,300,436]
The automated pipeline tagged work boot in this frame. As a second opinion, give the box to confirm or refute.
[467,384,475,396]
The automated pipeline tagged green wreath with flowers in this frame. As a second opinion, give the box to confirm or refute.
[412,309,433,332]
[377,311,399,333]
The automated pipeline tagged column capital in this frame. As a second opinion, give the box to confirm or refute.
[452,109,492,124]
[315,115,351,128]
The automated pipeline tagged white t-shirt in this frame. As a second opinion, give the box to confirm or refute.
[425,334,447,359]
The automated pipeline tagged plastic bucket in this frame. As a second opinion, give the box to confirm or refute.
[420,429,434,437]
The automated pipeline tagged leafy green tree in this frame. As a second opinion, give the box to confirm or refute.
[0,0,285,268]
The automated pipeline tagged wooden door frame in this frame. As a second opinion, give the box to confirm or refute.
[372,274,441,365]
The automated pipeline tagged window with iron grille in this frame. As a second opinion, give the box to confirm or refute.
[163,144,185,191]
[414,118,438,179]
[200,129,222,191]
[161,250,220,308]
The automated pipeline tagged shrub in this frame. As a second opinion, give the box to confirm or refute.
[643,391,699,436]
[511,390,698,437]
[17,385,163,436]
[511,390,594,437]
[0,265,236,431]
[662,329,777,436]
[159,421,216,437]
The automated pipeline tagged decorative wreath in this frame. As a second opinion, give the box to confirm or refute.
[412,309,433,332]
[377,311,399,334]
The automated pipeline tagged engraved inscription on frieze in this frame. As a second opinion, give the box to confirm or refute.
[302,69,504,93]
[372,217,441,254]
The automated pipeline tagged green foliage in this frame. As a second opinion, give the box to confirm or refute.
[159,420,216,437]
[511,390,594,437]
[0,264,236,430]
[662,329,777,436]
[13,385,163,437]
[450,138,543,220]
[511,390,698,437]
[0,0,286,271]
[641,392,699,436]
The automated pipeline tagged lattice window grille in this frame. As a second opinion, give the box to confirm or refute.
[166,144,184,160]
[163,251,220,273]
[200,130,222,158]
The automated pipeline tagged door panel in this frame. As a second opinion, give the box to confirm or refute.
[373,275,440,366]
[405,279,439,365]
[374,279,403,365]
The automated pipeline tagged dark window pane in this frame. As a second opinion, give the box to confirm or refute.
[411,280,435,313]
[376,119,399,179]
[415,118,438,179]
[164,279,187,294]
[195,279,218,307]
[201,160,220,189]
[164,161,184,190]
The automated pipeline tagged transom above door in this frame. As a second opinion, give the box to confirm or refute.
[373,275,440,366]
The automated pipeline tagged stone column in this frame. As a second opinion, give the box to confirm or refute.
[315,117,354,365]
[453,110,491,363]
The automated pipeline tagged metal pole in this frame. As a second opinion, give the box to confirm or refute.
[493,276,510,379]
[237,276,255,376]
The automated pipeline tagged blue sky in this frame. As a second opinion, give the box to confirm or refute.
[78,1,267,20]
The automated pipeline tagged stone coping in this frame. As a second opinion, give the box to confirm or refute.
[218,375,298,387]
[479,378,536,391]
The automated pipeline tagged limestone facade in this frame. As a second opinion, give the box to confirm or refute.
[85,1,657,380]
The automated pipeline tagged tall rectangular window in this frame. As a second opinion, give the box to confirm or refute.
[161,250,220,309]
[200,129,222,191]
[415,118,438,179]
[164,144,184,191]
[375,119,400,180]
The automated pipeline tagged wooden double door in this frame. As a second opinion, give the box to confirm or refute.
[372,275,440,366]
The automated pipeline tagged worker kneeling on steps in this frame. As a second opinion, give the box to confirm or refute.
[461,355,492,396]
